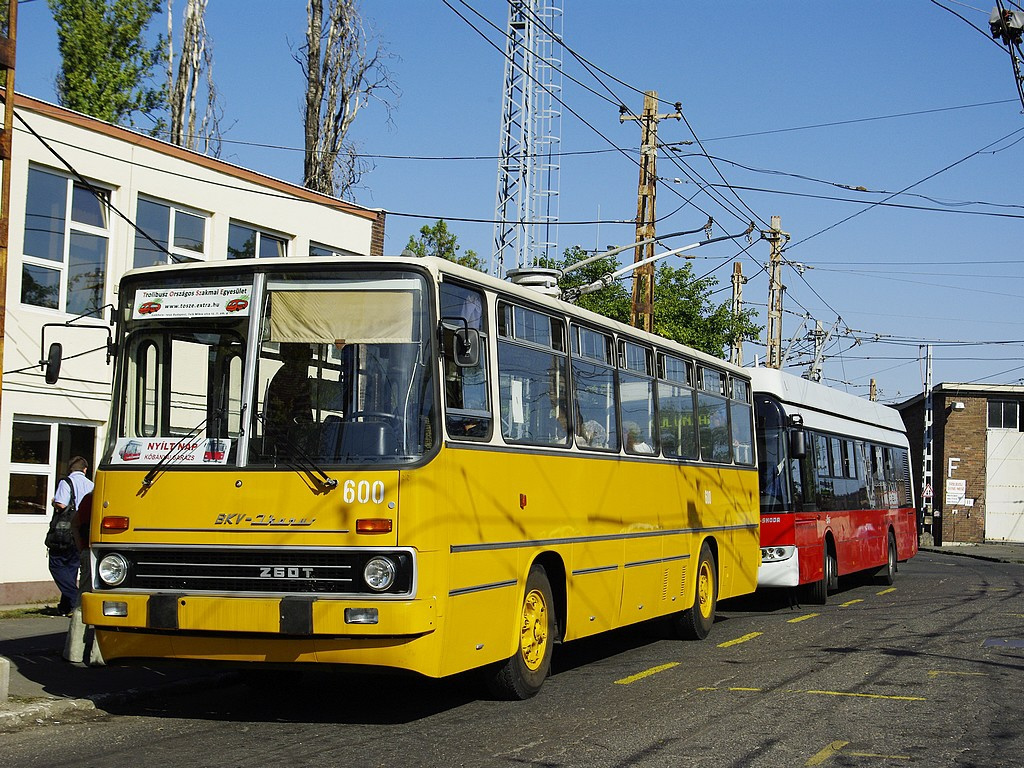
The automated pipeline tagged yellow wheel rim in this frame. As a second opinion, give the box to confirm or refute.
[520,587,549,672]
[697,559,715,619]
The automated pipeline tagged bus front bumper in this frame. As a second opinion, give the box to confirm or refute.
[82,592,437,637]
[757,547,800,588]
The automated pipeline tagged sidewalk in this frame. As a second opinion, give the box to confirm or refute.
[2,542,1022,732]
[0,606,232,732]
[919,540,1024,565]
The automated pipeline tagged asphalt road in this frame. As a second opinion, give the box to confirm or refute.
[2,550,1021,767]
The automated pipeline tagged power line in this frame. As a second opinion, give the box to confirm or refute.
[788,125,1024,249]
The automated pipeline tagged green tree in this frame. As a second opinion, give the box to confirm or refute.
[405,219,483,271]
[49,0,165,130]
[544,245,761,358]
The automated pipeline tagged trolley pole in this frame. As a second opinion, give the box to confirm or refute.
[730,261,746,366]
[763,215,789,369]
[621,91,680,332]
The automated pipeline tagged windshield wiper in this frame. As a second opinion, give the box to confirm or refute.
[140,415,210,490]
[255,411,338,493]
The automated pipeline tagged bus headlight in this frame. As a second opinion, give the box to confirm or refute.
[760,546,795,563]
[364,556,397,591]
[98,553,130,586]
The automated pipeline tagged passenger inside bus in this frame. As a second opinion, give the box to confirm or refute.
[264,342,314,457]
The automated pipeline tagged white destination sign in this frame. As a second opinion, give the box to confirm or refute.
[111,437,231,466]
[132,285,251,319]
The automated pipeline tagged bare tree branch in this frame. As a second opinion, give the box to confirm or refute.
[166,0,222,155]
[298,0,398,197]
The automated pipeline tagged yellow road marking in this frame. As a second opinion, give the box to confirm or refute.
[847,753,913,761]
[839,599,864,607]
[788,613,820,623]
[698,686,924,702]
[804,689,926,701]
[806,741,910,765]
[877,587,896,595]
[717,631,763,648]
[928,670,988,678]
[806,741,849,766]
[848,752,911,760]
[614,662,679,685]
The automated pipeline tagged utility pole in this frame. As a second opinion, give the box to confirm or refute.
[0,0,18,420]
[920,344,935,547]
[763,215,789,369]
[621,91,680,332]
[730,261,746,366]
[869,378,878,402]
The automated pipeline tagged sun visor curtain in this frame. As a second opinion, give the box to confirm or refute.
[270,290,416,345]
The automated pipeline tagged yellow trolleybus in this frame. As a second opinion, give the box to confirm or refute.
[74,254,759,698]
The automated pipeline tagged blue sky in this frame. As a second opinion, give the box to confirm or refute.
[15,1,1024,403]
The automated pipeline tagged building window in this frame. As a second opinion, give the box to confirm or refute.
[133,197,207,267]
[227,222,287,259]
[22,166,109,315]
[8,420,95,516]
[988,400,1019,429]
[310,242,357,258]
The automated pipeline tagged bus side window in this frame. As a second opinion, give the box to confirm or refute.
[440,282,491,440]
[497,302,569,447]
[813,433,835,511]
[658,355,697,460]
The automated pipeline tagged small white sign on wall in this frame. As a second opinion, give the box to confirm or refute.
[946,478,967,504]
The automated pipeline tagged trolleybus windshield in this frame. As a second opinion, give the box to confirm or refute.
[105,269,436,469]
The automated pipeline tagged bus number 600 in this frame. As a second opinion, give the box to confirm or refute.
[343,479,385,505]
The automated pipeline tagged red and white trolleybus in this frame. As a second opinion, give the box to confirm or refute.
[750,368,918,603]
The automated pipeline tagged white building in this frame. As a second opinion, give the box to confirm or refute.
[1,93,385,605]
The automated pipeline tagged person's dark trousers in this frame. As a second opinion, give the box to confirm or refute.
[48,548,81,614]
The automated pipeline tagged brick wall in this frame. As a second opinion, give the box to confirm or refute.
[939,395,987,543]
[370,210,386,257]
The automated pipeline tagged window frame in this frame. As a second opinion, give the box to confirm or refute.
[987,400,1019,430]
[227,221,289,260]
[133,196,209,267]
[8,418,96,518]
[21,165,111,316]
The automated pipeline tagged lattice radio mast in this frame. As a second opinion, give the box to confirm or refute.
[491,0,563,277]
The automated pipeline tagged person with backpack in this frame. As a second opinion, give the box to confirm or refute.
[46,456,94,617]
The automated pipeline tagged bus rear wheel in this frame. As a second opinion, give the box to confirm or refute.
[485,564,555,700]
[807,545,836,605]
[674,542,717,640]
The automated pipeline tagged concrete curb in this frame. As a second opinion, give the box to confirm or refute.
[0,671,236,733]
[920,546,1024,565]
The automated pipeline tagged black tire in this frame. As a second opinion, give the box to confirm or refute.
[485,565,555,700]
[878,532,897,586]
[806,543,835,605]
[675,541,718,640]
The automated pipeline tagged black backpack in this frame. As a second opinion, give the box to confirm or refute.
[45,477,78,553]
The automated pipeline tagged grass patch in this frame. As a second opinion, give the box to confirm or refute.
[0,605,56,620]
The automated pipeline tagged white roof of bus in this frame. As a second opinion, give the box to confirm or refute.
[122,253,749,378]
[749,367,908,447]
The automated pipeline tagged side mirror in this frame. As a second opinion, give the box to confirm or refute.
[43,342,63,385]
[454,328,480,368]
[789,429,806,460]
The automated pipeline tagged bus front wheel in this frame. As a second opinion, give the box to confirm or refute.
[674,542,718,640]
[485,564,555,700]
